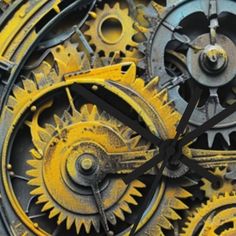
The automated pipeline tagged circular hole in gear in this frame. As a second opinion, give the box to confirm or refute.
[100,16,123,44]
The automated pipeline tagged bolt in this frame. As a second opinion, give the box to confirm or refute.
[80,157,94,171]
[31,106,37,112]
[108,231,114,236]
[92,85,98,91]
[7,164,12,170]
[33,223,39,228]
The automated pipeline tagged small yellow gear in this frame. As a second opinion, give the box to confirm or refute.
[181,192,236,236]
[84,2,139,57]
[201,167,236,199]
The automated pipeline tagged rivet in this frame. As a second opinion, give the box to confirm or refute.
[31,106,37,112]
[92,85,98,91]
[7,164,12,170]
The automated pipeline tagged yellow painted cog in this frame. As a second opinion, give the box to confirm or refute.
[181,192,236,236]
[84,2,139,57]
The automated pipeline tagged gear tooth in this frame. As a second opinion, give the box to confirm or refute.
[26,169,39,178]
[130,187,143,197]
[33,139,46,155]
[81,54,91,71]
[38,129,51,143]
[90,105,99,120]
[27,159,39,168]
[104,3,111,10]
[158,215,173,230]
[175,187,192,199]
[57,212,66,225]
[125,195,138,205]
[54,114,64,129]
[42,201,54,212]
[83,220,92,234]
[222,132,231,146]
[13,85,28,99]
[132,78,145,90]
[157,88,168,103]
[63,110,73,124]
[169,198,188,210]
[44,123,55,136]
[75,218,83,234]
[114,2,120,9]
[30,187,43,196]
[129,135,142,148]
[7,95,17,109]
[22,79,37,92]
[80,104,90,118]
[66,216,74,230]
[27,149,42,159]
[132,180,146,188]
[120,201,132,214]
[91,218,100,233]
[48,208,60,219]
[144,77,160,91]
[164,208,181,220]
[207,132,216,148]
[107,212,117,225]
[114,208,125,221]
[121,63,137,84]
[36,195,48,203]
[138,43,146,53]
[27,178,40,186]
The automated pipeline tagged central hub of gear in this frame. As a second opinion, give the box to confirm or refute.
[66,151,99,187]
[99,15,124,45]
[187,34,236,87]
[78,154,97,173]
[200,44,228,74]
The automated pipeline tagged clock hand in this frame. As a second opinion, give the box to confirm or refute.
[174,85,202,139]
[129,147,170,236]
[122,153,162,185]
[72,84,162,146]
[179,101,236,147]
[179,155,222,189]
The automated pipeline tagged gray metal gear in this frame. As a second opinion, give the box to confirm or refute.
[140,0,236,148]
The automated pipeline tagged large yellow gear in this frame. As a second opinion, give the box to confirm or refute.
[26,102,148,234]
[84,2,140,58]
[181,192,236,236]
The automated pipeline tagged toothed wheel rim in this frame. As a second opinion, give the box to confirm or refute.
[26,102,148,234]
[181,192,236,236]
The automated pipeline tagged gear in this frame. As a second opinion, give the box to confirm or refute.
[201,167,236,199]
[181,192,236,236]
[84,2,140,58]
[143,0,236,148]
[26,102,148,234]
